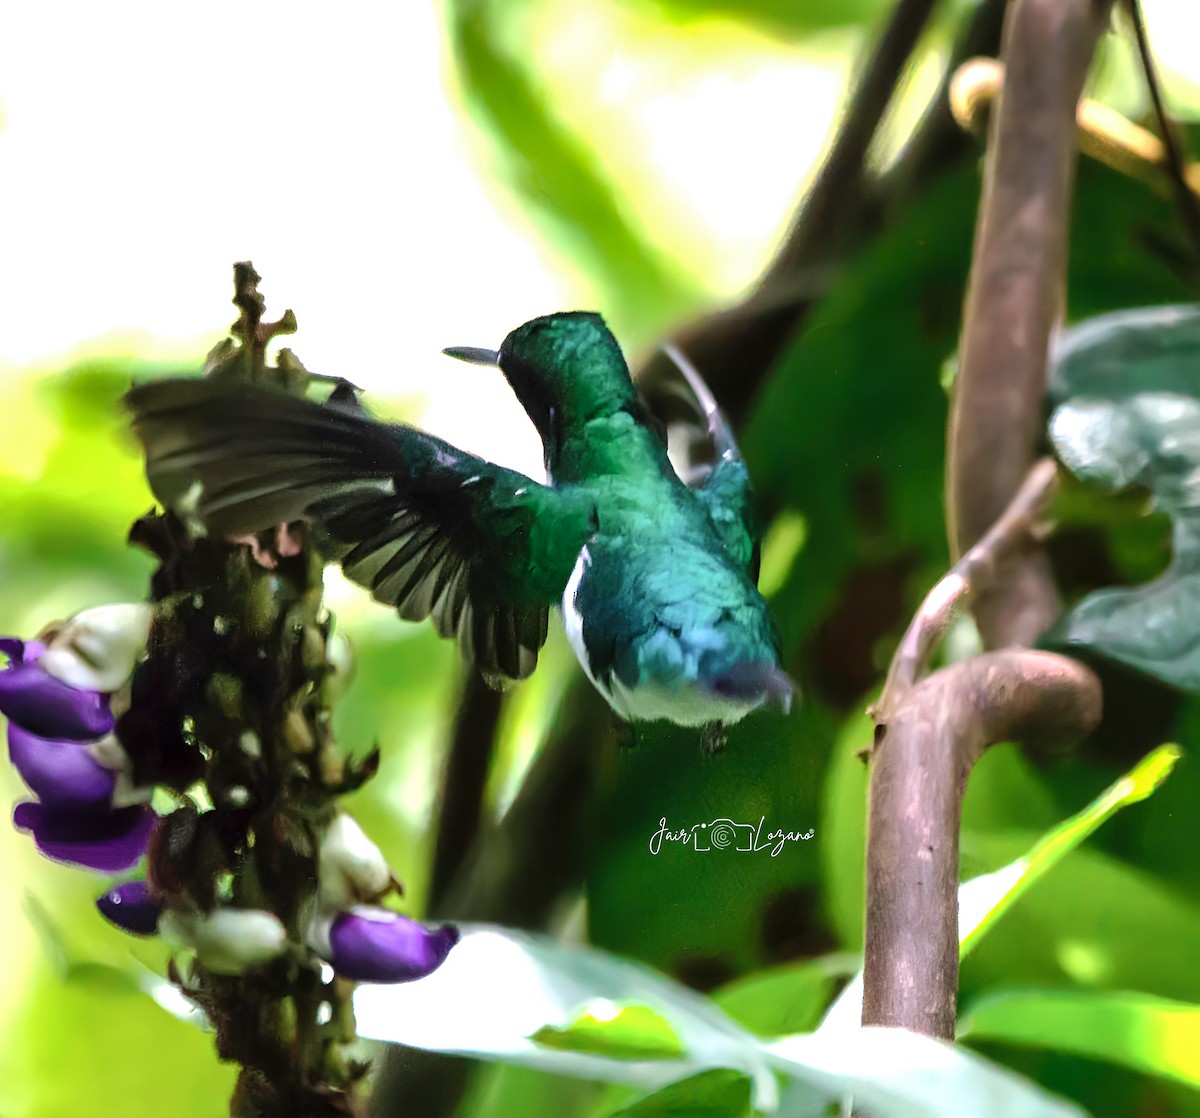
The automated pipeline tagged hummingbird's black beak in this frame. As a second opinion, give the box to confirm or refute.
[442,346,501,366]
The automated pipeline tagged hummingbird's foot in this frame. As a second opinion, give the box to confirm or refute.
[613,716,640,751]
[701,721,727,756]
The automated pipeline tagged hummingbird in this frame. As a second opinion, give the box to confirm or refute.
[125,312,793,736]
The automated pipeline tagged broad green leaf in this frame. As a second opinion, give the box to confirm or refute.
[961,990,1200,1091]
[605,1069,752,1118]
[1048,305,1200,693]
[353,925,1091,1116]
[959,745,1181,955]
[533,1003,686,1061]
[352,925,779,1106]
[768,1028,1086,1118]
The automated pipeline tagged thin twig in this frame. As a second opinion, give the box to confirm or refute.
[874,457,1059,721]
[768,0,940,276]
[1125,0,1200,265]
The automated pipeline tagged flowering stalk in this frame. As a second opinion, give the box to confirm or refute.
[4,265,457,1117]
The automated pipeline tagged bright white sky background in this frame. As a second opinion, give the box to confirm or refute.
[1,0,1192,477]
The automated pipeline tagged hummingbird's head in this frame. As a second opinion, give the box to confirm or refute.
[444,312,638,454]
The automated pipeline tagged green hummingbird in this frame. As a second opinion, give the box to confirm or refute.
[125,312,792,734]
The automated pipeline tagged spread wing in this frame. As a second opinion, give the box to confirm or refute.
[654,345,760,578]
[126,378,595,682]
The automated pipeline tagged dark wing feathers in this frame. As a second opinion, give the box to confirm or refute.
[126,378,593,682]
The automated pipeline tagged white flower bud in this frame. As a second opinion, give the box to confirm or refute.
[318,813,392,910]
[161,907,288,975]
[39,604,152,692]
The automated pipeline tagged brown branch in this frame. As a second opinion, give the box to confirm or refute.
[874,457,1059,721]
[767,0,940,277]
[864,0,1114,1042]
[862,650,1102,1037]
[945,0,1113,650]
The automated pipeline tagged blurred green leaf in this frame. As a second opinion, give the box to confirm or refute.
[1048,305,1200,693]
[631,0,886,35]
[817,707,871,953]
[0,958,234,1118]
[605,1069,752,1118]
[712,953,858,1037]
[959,745,1181,956]
[961,991,1200,1091]
[767,1027,1086,1118]
[445,0,700,337]
[533,1003,686,1061]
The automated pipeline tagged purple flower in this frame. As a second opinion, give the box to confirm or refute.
[0,639,114,740]
[322,907,459,983]
[13,801,156,872]
[97,880,163,936]
[8,723,119,811]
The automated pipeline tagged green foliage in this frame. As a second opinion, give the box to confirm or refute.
[6,2,1200,1115]
[1048,305,1200,694]
[961,991,1200,1092]
[606,1070,752,1118]
[443,0,701,338]
[959,745,1181,956]
[532,1003,687,1061]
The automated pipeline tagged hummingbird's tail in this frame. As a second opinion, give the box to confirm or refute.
[707,662,797,715]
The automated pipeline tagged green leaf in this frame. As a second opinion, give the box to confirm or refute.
[958,744,1182,956]
[767,1028,1086,1118]
[532,1003,686,1061]
[445,0,699,337]
[353,925,1092,1116]
[629,0,886,35]
[353,925,778,1102]
[713,954,858,1037]
[605,1070,752,1118]
[1048,305,1200,693]
[961,990,1200,1091]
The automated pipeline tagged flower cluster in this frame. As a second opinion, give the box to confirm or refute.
[3,605,155,871]
[4,603,456,986]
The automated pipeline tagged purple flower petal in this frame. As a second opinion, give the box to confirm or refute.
[0,638,45,663]
[328,908,459,983]
[8,723,118,811]
[0,661,113,740]
[13,802,156,872]
[96,880,162,936]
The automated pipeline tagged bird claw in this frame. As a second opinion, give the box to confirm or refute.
[701,721,727,756]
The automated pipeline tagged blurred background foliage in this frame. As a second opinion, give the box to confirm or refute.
[4,1,1200,1116]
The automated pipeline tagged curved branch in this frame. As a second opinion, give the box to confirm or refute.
[863,650,1102,1037]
